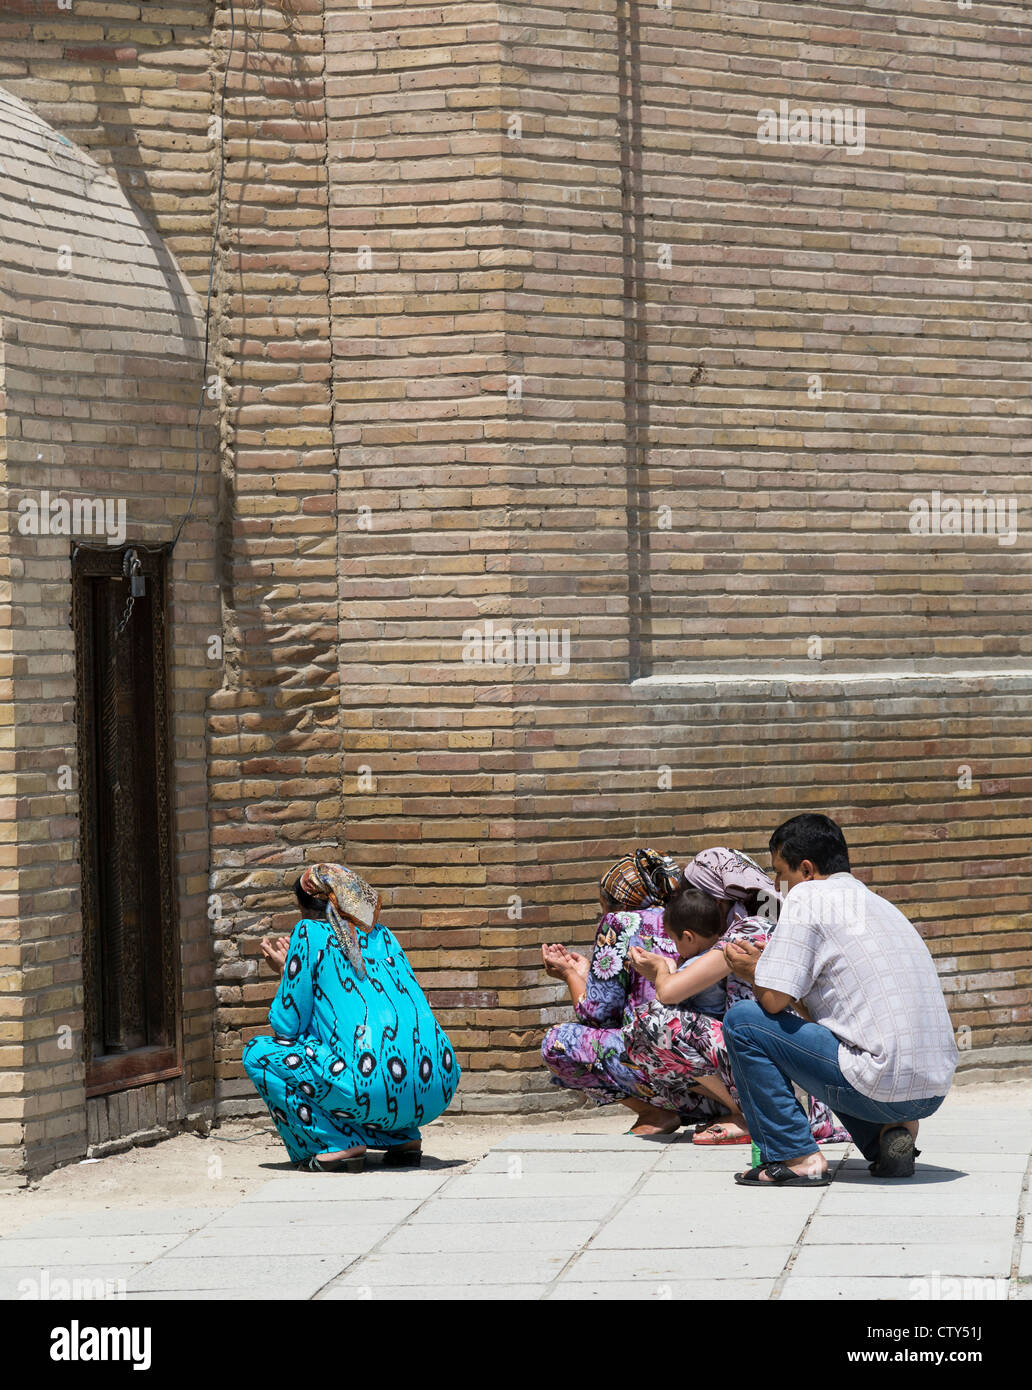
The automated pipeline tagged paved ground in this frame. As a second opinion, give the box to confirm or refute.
[2,1084,1030,1300]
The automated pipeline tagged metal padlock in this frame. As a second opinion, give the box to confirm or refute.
[123,548,146,597]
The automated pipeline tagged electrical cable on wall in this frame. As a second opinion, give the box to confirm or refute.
[170,0,237,554]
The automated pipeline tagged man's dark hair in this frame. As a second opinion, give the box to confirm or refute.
[294,875,328,918]
[663,886,723,940]
[769,814,851,875]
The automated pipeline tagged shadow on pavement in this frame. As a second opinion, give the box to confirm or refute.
[255,1155,468,1173]
[831,1159,968,1185]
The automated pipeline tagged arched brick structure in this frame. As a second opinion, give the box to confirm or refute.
[0,86,219,1182]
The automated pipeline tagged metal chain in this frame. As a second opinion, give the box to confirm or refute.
[114,590,135,639]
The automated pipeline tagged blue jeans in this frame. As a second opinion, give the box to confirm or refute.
[723,1000,946,1164]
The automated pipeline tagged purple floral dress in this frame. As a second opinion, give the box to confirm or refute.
[540,909,723,1122]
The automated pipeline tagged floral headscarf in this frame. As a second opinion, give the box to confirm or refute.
[298,863,381,980]
[682,846,779,906]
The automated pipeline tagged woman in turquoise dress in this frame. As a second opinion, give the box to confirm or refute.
[243,864,460,1172]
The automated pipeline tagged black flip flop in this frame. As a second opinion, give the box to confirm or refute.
[735,1161,831,1187]
[297,1150,366,1173]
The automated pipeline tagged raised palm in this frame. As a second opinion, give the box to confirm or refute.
[261,935,291,975]
[541,943,588,980]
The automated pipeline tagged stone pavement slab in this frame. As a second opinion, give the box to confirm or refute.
[11,1208,216,1239]
[636,1171,824,1205]
[805,1214,1016,1245]
[126,1252,353,1295]
[436,1171,640,1199]
[791,1241,1013,1278]
[379,1220,598,1254]
[615,1192,810,1222]
[126,1289,261,1301]
[168,1224,394,1258]
[779,1276,937,1300]
[317,1281,548,1301]
[549,1278,777,1300]
[475,1150,655,1173]
[0,1264,143,1298]
[322,1249,572,1288]
[0,1234,182,1266]
[566,1243,792,1282]
[250,1172,450,1202]
[3,1092,1028,1301]
[203,1198,421,1227]
[406,1195,613,1224]
[493,1132,678,1152]
[593,1213,810,1248]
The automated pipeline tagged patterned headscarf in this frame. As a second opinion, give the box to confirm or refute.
[682,846,779,905]
[298,863,381,980]
[599,854,654,908]
[634,848,683,904]
[600,848,682,908]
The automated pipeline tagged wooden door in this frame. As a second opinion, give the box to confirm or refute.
[72,545,181,1098]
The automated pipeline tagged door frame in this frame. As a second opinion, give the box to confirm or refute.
[71,542,183,1099]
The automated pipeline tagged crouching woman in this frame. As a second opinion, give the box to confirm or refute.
[243,864,460,1172]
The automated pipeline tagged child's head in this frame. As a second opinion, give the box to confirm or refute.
[663,886,724,960]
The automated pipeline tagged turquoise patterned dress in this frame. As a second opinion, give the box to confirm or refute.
[243,916,460,1159]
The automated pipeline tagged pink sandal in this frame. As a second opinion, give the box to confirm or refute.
[692,1123,752,1146]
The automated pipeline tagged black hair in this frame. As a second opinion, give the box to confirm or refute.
[768,814,850,875]
[294,875,328,918]
[662,886,723,940]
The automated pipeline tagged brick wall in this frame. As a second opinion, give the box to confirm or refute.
[206,0,349,1114]
[324,2,525,1110]
[498,0,1032,1078]
[1,0,1029,1178]
[631,0,1032,675]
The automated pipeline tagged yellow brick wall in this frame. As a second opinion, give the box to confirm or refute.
[0,2,1028,1173]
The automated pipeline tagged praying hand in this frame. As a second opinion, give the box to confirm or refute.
[723,939,764,983]
[627,944,674,982]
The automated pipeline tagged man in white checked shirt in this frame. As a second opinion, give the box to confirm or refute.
[720,814,958,1187]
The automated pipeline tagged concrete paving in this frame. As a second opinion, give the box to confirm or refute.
[2,1098,1029,1300]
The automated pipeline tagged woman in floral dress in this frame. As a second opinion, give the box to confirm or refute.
[540,852,728,1135]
